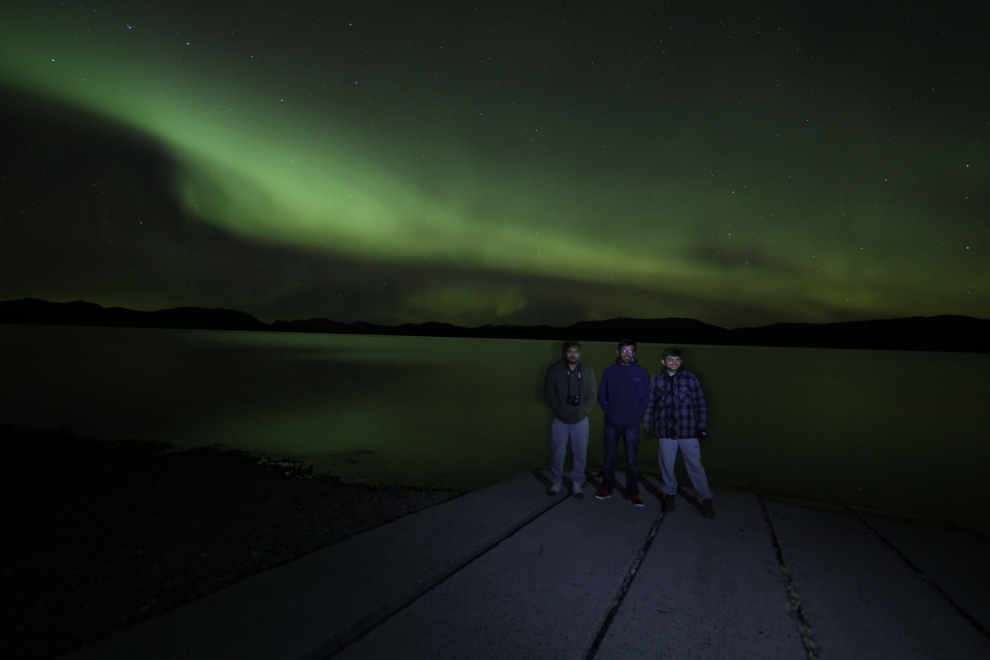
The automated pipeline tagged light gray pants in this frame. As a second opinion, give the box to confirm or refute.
[658,438,713,500]
[549,417,588,486]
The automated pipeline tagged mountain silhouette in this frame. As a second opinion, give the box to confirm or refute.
[2,298,988,353]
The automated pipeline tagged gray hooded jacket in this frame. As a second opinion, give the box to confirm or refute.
[544,359,597,424]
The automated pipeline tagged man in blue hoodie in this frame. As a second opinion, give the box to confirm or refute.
[595,339,651,507]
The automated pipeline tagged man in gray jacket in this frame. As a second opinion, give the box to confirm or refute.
[544,342,596,497]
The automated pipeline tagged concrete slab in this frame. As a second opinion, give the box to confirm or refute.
[764,500,990,659]
[859,513,990,633]
[56,471,990,660]
[595,487,805,660]
[333,473,662,660]
[61,471,562,660]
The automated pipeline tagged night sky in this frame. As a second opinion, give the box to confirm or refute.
[1,1,987,327]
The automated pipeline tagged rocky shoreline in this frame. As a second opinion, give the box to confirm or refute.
[1,425,461,659]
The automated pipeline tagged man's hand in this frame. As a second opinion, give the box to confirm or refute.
[696,429,708,440]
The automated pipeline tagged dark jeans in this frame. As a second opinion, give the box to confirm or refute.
[602,423,640,496]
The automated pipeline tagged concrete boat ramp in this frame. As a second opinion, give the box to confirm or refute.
[62,471,990,660]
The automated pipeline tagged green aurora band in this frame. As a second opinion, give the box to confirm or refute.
[1,2,987,325]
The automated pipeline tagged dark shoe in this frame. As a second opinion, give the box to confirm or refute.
[594,488,611,500]
[661,494,676,512]
[701,498,716,519]
[630,495,645,508]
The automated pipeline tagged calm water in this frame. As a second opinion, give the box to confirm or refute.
[2,324,988,537]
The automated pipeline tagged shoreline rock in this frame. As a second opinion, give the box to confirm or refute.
[0,425,461,659]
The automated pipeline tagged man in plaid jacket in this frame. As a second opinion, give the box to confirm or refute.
[643,347,715,518]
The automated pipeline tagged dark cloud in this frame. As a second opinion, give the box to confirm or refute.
[0,91,721,326]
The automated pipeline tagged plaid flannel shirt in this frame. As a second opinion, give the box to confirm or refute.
[643,369,709,439]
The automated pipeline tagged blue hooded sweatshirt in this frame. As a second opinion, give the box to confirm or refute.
[597,357,651,428]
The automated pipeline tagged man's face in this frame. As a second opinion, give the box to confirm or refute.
[662,355,682,373]
[617,345,635,365]
[565,347,581,365]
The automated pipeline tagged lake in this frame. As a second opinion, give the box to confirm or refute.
[2,324,988,537]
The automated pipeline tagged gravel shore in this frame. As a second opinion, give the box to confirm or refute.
[1,425,461,659]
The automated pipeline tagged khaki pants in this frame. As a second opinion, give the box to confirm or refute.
[550,417,588,486]
[658,437,712,499]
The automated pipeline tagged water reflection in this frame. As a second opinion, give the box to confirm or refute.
[1,324,987,537]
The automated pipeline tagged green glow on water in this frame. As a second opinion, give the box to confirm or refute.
[2,325,988,537]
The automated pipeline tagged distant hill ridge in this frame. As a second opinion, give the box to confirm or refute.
[1,298,988,353]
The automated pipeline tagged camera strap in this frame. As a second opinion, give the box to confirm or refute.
[567,362,582,399]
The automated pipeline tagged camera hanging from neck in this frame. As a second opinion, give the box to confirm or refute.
[567,363,582,406]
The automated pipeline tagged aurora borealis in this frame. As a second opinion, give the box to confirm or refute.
[1,1,987,327]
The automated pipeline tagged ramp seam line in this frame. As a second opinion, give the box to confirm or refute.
[584,508,667,660]
[848,508,990,642]
[756,495,821,660]
[321,487,572,658]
